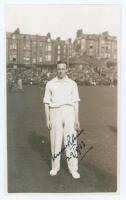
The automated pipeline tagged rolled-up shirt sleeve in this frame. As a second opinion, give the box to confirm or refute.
[71,82,80,102]
[43,83,51,104]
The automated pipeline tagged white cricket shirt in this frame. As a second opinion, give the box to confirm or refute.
[43,76,80,107]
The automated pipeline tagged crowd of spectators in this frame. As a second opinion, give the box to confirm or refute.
[68,64,117,86]
[7,61,117,91]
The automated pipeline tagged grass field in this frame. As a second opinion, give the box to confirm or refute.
[7,85,117,193]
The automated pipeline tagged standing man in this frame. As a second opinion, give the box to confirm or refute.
[43,61,80,179]
[17,75,24,91]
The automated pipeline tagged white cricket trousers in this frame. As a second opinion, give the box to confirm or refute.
[50,105,78,172]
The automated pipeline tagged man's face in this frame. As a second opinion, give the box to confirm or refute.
[57,63,67,79]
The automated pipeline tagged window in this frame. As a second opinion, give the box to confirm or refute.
[57,55,60,61]
[24,41,30,49]
[47,38,51,42]
[24,57,30,64]
[9,55,17,61]
[46,55,51,61]
[57,49,60,54]
[46,44,52,51]
[24,57,30,61]
[81,39,86,51]
[101,40,106,44]
[57,45,61,50]
[9,55,12,61]
[32,58,36,63]
[102,53,107,58]
[12,35,16,39]
[10,43,17,49]
[39,57,43,62]
[23,57,30,64]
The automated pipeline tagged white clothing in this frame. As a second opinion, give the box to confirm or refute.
[43,76,80,107]
[50,105,78,172]
[43,76,80,172]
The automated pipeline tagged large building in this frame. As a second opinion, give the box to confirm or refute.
[6,28,117,69]
[6,28,72,68]
[73,29,117,62]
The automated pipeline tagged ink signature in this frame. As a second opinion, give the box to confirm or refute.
[51,129,93,162]
[76,141,94,163]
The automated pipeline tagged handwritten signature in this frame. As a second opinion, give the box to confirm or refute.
[51,129,93,162]
[77,141,94,163]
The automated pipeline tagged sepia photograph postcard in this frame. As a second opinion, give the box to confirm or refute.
[0,0,126,200]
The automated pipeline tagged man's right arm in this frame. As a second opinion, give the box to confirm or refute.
[44,103,52,130]
[43,82,52,130]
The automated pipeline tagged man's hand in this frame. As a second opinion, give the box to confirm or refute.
[46,119,52,130]
[74,120,80,132]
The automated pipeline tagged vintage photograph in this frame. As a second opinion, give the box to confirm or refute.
[6,4,120,193]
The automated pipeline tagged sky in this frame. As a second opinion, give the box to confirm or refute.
[5,4,121,40]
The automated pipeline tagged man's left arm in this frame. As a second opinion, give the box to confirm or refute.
[72,82,81,131]
[74,101,80,131]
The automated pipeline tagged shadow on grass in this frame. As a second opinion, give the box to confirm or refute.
[28,131,51,169]
[28,131,117,192]
[28,130,68,172]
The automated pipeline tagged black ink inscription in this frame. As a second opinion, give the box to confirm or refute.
[51,129,93,162]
